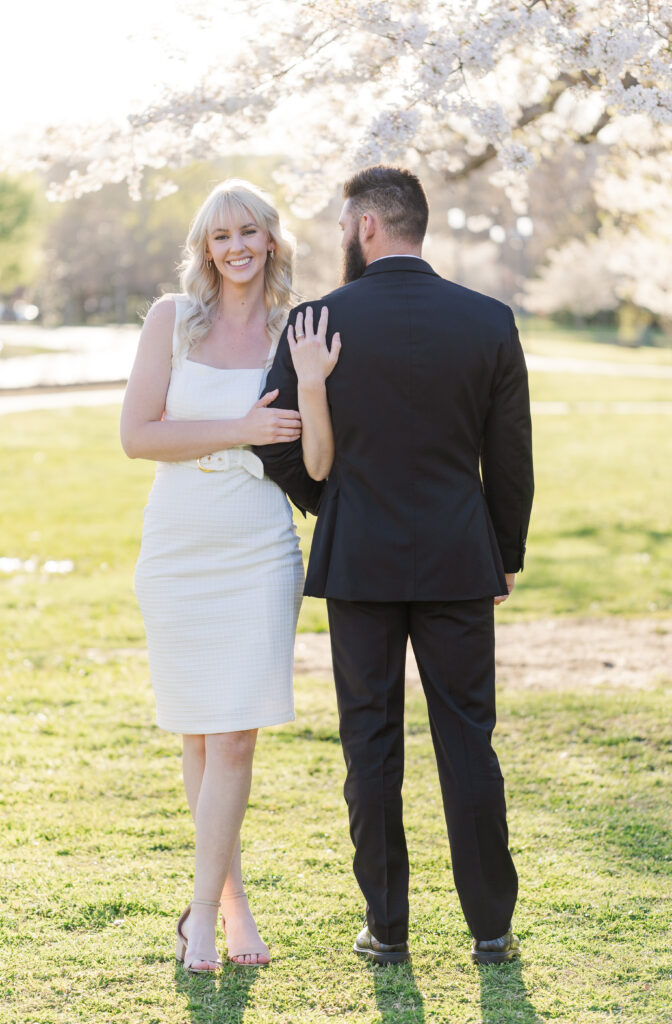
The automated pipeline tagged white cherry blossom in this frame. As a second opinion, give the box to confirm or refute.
[2,0,670,220]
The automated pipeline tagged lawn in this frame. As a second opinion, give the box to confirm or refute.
[521,318,672,365]
[1,380,670,646]
[1,358,671,1022]
[1,626,670,1023]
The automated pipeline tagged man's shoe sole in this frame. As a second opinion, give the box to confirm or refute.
[354,942,410,964]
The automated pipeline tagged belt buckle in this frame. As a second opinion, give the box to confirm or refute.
[197,456,216,473]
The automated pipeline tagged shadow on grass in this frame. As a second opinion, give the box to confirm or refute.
[372,961,425,1023]
[478,959,541,1024]
[174,959,259,1024]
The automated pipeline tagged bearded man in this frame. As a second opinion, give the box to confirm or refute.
[255,165,534,965]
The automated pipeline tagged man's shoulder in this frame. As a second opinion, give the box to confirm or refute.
[290,274,512,326]
[437,277,512,317]
[320,279,367,305]
[287,280,366,317]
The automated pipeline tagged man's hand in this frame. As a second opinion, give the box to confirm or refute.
[494,573,517,606]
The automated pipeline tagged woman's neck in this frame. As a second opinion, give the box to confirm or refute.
[218,278,267,327]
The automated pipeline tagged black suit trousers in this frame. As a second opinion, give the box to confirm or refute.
[326,596,518,944]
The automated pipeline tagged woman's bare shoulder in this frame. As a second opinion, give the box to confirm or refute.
[144,294,180,327]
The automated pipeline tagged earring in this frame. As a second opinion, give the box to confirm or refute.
[268,250,274,259]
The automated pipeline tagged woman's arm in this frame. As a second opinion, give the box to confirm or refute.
[120,298,302,461]
[288,306,341,481]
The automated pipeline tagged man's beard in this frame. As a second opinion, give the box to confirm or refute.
[341,235,367,284]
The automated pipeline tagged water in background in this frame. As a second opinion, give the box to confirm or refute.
[0,324,139,389]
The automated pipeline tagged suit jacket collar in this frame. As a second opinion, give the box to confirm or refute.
[362,256,438,278]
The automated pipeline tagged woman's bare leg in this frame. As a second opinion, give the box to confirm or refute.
[181,733,269,965]
[181,730,257,970]
[182,735,245,898]
[221,842,270,965]
[182,734,205,818]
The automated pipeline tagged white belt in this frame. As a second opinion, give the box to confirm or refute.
[190,448,264,479]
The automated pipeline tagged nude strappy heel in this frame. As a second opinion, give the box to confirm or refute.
[221,890,270,967]
[176,899,223,974]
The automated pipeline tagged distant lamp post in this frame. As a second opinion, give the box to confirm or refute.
[447,207,466,281]
[513,216,534,314]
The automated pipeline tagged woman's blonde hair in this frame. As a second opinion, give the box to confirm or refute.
[176,179,296,357]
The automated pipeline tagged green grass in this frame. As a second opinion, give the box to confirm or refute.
[1,401,670,645]
[529,371,672,404]
[521,320,672,365]
[0,342,56,358]
[2,401,671,1021]
[1,641,670,1022]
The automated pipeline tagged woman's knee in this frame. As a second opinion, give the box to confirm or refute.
[205,729,257,767]
[183,733,206,757]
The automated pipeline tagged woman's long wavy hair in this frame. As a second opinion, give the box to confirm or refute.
[176,179,296,358]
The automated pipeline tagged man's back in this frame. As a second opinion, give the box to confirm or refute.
[295,256,533,600]
[256,166,530,961]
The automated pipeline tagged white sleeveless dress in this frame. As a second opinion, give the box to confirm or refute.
[134,296,304,734]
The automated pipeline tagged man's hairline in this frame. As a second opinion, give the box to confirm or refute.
[340,200,424,248]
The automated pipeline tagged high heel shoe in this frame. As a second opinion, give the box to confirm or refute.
[221,890,270,967]
[176,900,223,974]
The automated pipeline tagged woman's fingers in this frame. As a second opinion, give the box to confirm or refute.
[329,332,342,367]
[291,306,330,344]
[317,305,329,341]
[255,389,279,407]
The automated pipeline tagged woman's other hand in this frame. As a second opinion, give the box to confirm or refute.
[243,390,302,445]
[288,306,341,388]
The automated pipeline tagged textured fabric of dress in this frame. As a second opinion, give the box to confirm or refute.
[134,296,304,734]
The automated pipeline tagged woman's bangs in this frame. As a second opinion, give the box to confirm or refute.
[207,192,260,236]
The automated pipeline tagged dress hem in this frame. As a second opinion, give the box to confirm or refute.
[156,709,296,735]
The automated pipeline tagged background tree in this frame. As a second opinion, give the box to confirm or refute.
[4,2,671,332]
[0,176,42,298]
[11,1,670,213]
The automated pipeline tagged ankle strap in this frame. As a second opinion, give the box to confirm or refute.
[220,890,247,901]
[191,898,221,908]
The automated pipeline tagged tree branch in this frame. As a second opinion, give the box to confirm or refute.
[440,70,636,181]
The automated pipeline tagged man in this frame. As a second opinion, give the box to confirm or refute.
[255,165,534,965]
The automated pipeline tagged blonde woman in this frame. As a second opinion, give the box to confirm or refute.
[121,181,338,972]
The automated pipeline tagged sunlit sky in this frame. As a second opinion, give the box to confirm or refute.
[1,1,251,140]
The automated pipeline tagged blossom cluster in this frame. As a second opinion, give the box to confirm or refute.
[524,135,672,319]
[3,0,672,220]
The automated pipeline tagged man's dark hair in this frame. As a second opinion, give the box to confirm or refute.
[342,165,429,244]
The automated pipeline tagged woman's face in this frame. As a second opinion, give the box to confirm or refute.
[205,208,273,287]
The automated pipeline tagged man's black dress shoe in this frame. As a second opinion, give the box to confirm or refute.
[354,924,410,964]
[471,925,520,965]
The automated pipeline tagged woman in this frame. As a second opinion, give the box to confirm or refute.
[121,180,339,972]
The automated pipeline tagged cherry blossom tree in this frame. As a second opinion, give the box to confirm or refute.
[524,143,672,328]
[5,0,672,218]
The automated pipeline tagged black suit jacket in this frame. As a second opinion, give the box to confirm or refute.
[255,256,534,601]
